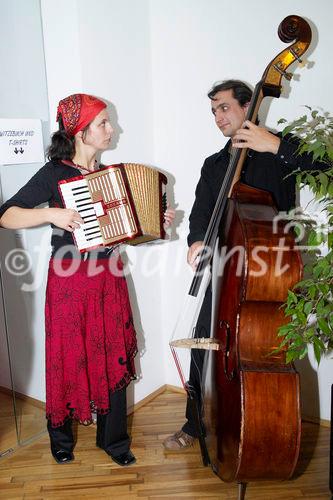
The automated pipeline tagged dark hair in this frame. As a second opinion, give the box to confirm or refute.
[47,116,76,161]
[47,118,92,161]
[207,79,253,106]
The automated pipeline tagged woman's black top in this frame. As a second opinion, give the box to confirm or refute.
[0,160,110,258]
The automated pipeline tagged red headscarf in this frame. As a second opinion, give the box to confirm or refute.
[56,94,107,137]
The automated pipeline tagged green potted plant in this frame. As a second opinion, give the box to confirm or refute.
[276,107,333,364]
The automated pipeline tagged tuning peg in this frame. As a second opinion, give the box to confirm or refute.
[290,47,303,63]
[299,58,310,69]
[273,63,293,80]
[283,71,293,81]
[289,47,311,69]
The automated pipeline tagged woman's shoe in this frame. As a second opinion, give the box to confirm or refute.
[110,450,136,466]
[51,447,74,464]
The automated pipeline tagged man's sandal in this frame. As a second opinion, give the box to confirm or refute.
[163,430,196,450]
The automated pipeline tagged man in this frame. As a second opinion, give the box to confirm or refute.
[163,79,323,450]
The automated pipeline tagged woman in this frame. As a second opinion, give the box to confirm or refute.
[0,93,174,466]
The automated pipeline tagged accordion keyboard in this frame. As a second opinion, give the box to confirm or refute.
[59,178,103,250]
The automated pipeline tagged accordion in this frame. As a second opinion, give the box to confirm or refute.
[58,163,167,252]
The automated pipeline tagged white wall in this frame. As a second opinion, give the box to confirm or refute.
[0,0,50,402]
[1,0,331,420]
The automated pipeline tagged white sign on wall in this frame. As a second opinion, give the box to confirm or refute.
[0,119,44,165]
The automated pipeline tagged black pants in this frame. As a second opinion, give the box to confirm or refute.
[47,387,130,457]
[182,285,212,438]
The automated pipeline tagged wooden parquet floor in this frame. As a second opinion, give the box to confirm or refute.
[0,388,331,499]
[0,392,45,452]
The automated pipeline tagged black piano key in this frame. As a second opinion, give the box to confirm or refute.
[85,232,101,239]
[76,198,92,206]
[72,186,89,192]
[86,235,101,241]
[82,215,97,222]
[78,207,95,214]
[83,226,100,234]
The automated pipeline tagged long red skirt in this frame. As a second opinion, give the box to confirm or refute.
[45,257,137,427]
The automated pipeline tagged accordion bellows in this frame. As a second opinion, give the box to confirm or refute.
[58,163,167,251]
[124,163,166,245]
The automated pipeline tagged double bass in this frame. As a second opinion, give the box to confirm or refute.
[171,15,312,499]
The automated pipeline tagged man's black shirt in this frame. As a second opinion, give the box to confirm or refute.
[188,135,324,246]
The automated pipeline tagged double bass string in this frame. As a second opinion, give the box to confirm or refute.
[188,82,263,298]
[170,83,264,389]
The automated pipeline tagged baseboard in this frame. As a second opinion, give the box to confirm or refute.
[164,384,186,395]
[0,385,45,410]
[127,385,169,415]
[0,384,181,416]
[127,384,186,415]
[2,384,329,426]
[302,414,331,428]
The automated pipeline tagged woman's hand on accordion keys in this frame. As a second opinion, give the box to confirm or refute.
[48,208,84,232]
[163,206,176,230]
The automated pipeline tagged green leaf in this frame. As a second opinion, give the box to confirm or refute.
[294,115,307,126]
[313,257,331,278]
[328,182,333,197]
[318,172,328,192]
[282,124,296,137]
[296,173,303,187]
[306,174,317,190]
[329,315,333,330]
[308,285,317,300]
[307,229,324,247]
[317,317,332,335]
[314,146,326,161]
[317,283,330,294]
[303,301,313,315]
[296,298,305,311]
[313,343,321,365]
[299,346,309,359]
[294,279,311,289]
[317,297,333,316]
[328,232,333,249]
[278,323,294,335]
[296,310,307,324]
[314,335,326,351]
[305,326,316,339]
[286,350,298,363]
[287,290,298,305]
